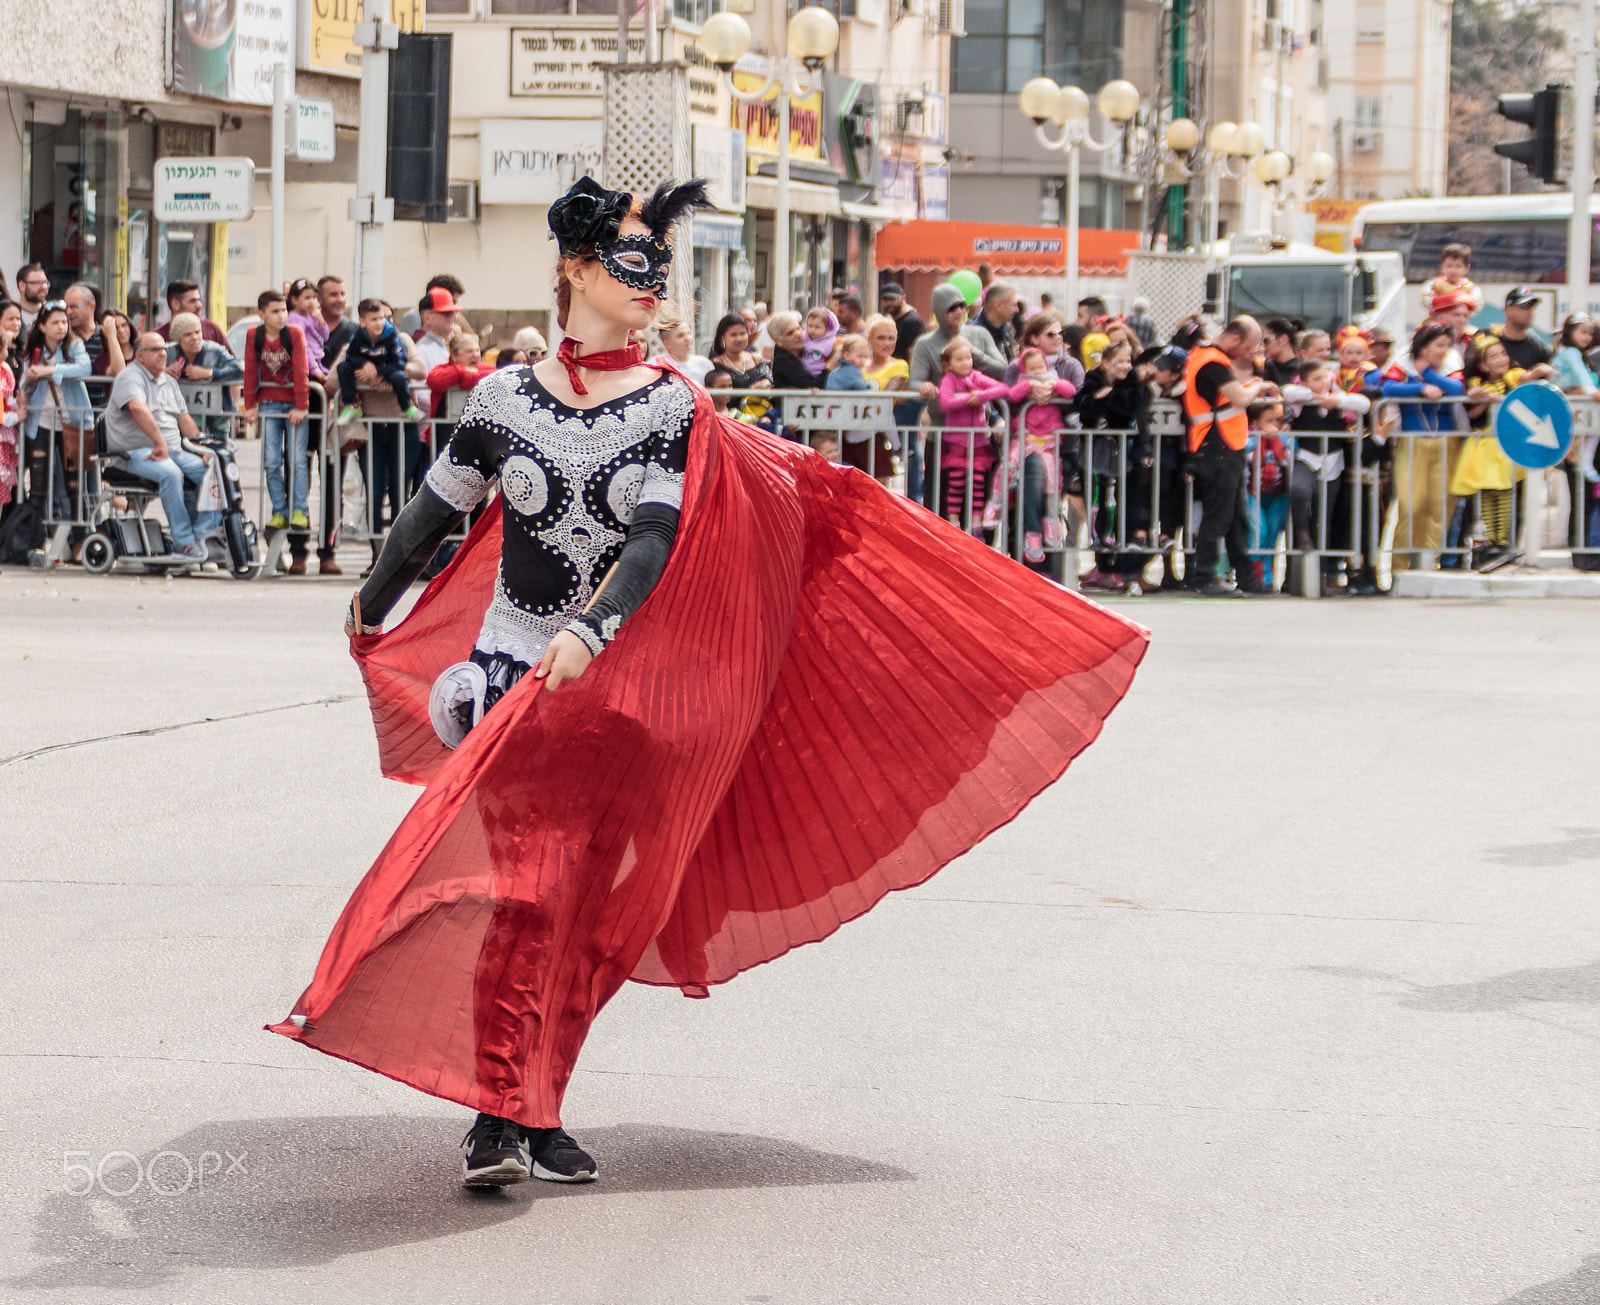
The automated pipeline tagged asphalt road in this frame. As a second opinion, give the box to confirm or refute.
[2,570,1597,1305]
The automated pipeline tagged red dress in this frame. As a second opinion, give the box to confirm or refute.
[270,366,1147,1126]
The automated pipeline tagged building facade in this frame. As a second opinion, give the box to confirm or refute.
[944,0,1155,236]
[0,0,952,348]
[1323,0,1451,202]
[1207,0,1332,242]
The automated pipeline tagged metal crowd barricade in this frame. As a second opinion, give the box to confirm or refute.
[336,396,475,561]
[718,385,1017,541]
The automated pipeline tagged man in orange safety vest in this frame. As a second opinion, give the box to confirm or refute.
[1181,316,1272,596]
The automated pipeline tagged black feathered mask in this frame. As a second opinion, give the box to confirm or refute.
[547,177,713,296]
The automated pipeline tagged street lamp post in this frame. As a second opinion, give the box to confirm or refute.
[701,8,839,314]
[1018,78,1142,314]
[1160,118,1266,267]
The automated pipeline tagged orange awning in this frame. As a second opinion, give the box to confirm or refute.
[875,220,1142,276]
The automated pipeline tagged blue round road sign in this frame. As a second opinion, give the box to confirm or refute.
[1494,380,1573,469]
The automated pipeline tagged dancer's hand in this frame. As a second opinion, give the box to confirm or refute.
[536,630,593,690]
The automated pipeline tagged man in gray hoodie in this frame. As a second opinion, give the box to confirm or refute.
[909,282,1008,425]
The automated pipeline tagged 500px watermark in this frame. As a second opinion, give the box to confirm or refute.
[62,1150,248,1197]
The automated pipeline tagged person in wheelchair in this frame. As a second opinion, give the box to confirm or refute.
[102,333,220,561]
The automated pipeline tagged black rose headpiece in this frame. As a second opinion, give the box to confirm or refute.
[548,176,634,256]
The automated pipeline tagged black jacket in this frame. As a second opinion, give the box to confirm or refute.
[771,346,816,391]
[1076,368,1151,474]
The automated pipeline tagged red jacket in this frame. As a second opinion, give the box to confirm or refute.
[426,360,492,418]
[243,323,310,410]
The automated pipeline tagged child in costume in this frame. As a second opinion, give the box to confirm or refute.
[1425,242,1482,314]
[1456,334,1525,560]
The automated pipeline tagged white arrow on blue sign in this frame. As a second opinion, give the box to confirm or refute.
[1494,379,1573,469]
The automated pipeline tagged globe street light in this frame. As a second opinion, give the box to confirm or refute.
[1018,77,1142,313]
[1159,119,1264,265]
[702,8,839,311]
[1254,148,1338,226]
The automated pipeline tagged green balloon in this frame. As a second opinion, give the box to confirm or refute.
[948,269,982,305]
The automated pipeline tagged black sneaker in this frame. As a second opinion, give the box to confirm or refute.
[525,1126,598,1183]
[461,1113,531,1187]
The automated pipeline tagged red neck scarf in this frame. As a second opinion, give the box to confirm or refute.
[556,337,644,396]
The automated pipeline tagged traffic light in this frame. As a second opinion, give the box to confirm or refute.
[1494,84,1562,184]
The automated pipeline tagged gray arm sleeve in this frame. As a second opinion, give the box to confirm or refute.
[354,485,465,624]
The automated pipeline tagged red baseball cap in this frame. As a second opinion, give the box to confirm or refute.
[423,286,459,312]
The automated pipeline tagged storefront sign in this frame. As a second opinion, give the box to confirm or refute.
[170,0,296,106]
[674,35,733,127]
[692,215,746,250]
[479,119,603,205]
[292,97,336,161]
[300,0,422,77]
[733,70,824,162]
[509,27,644,98]
[154,157,257,221]
[693,125,746,213]
[159,124,215,158]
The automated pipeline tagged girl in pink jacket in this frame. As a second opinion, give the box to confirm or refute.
[936,337,1011,529]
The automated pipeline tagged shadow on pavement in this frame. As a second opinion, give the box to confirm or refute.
[1307,962,1600,1013]
[1484,829,1600,867]
[1493,1254,1600,1303]
[11,1114,913,1292]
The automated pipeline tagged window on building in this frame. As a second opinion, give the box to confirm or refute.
[487,0,617,13]
[1355,4,1383,40]
[673,0,722,21]
[1354,96,1383,128]
[952,0,1123,95]
[426,0,472,14]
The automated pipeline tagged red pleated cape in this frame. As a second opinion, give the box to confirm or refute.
[269,367,1148,1126]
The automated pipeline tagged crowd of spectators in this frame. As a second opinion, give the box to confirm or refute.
[0,264,549,574]
[4,241,1597,589]
[666,244,1595,594]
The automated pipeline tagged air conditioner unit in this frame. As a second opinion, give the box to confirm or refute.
[446,180,478,222]
[1351,130,1381,152]
[933,0,964,36]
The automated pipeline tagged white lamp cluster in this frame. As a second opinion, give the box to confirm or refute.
[1016,76,1143,311]
[701,7,840,312]
[1161,116,1336,253]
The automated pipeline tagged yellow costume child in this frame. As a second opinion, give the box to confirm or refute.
[1453,339,1525,551]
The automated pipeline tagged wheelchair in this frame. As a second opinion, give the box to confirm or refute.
[80,419,260,578]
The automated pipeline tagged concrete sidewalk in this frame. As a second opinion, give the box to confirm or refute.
[2,575,1597,1304]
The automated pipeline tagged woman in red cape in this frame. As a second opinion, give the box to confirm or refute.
[270,178,1147,1188]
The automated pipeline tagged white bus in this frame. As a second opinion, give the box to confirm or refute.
[1351,194,1600,334]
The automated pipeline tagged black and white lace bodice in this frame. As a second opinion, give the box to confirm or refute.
[423,366,694,665]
